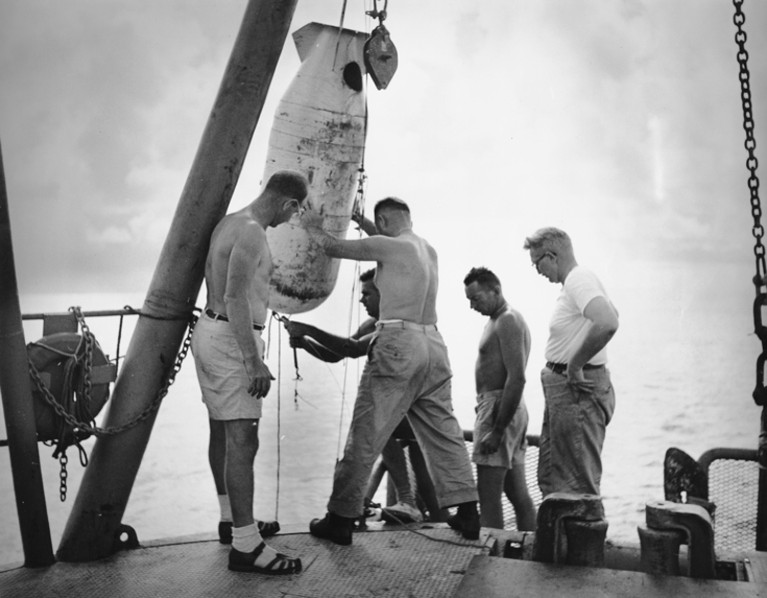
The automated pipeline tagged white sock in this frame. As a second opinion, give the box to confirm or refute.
[218,494,232,522]
[232,523,262,554]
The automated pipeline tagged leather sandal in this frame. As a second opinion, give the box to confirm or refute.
[228,542,302,575]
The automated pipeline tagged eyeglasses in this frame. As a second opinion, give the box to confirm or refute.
[532,252,555,270]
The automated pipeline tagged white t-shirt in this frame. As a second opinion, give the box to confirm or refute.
[544,266,610,365]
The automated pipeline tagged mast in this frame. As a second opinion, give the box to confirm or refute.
[57,0,299,561]
[0,141,56,567]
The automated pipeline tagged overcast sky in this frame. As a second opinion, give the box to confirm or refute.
[0,0,765,305]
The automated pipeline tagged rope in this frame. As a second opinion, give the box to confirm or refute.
[275,317,282,520]
[333,0,349,70]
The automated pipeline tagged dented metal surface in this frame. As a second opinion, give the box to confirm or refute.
[264,22,368,314]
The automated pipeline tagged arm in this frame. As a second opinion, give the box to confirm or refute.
[286,319,375,361]
[223,228,273,398]
[351,211,378,237]
[567,296,619,386]
[479,315,529,454]
[569,296,619,370]
[302,210,396,262]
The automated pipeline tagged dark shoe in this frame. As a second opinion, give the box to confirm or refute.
[228,543,302,575]
[309,512,354,546]
[218,520,281,544]
[219,521,232,544]
[447,510,480,540]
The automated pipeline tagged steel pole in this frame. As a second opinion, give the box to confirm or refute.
[0,141,56,567]
[57,0,298,561]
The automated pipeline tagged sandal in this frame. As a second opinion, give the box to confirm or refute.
[228,543,302,575]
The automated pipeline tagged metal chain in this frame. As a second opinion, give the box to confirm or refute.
[733,1,766,405]
[734,0,764,279]
[59,453,68,502]
[29,310,198,436]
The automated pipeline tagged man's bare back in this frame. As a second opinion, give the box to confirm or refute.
[205,209,271,326]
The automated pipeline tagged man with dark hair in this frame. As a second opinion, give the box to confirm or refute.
[463,267,536,531]
[192,170,308,574]
[523,227,619,498]
[301,197,480,545]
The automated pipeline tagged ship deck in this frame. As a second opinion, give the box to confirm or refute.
[0,522,493,598]
[4,522,767,598]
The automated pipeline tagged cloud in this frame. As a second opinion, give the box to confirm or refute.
[1,0,765,296]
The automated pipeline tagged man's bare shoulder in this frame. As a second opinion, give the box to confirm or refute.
[494,307,530,335]
[211,212,266,248]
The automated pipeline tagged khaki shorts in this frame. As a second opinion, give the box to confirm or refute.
[472,389,528,469]
[191,314,265,420]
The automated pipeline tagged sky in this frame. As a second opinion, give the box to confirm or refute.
[0,0,765,314]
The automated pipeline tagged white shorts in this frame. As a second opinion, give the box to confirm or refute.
[191,314,265,420]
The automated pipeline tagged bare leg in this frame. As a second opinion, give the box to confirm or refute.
[224,419,260,527]
[364,456,387,505]
[504,462,537,531]
[209,419,227,495]
[381,437,415,505]
[408,443,449,521]
[477,464,506,529]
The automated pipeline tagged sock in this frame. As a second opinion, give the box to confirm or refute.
[232,523,261,554]
[218,494,232,522]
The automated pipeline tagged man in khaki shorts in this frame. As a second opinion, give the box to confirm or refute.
[463,267,537,531]
[192,170,307,574]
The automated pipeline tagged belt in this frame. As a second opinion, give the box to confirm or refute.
[376,319,438,332]
[546,361,604,375]
[205,308,264,331]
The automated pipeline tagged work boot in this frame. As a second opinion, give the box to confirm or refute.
[310,512,355,546]
[447,502,481,540]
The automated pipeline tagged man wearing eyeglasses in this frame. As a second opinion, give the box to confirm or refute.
[523,227,619,499]
[192,170,308,575]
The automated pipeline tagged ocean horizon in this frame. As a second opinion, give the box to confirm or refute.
[0,255,761,566]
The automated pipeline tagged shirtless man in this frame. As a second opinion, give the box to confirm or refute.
[286,269,444,524]
[463,267,536,531]
[301,197,479,545]
[191,170,307,574]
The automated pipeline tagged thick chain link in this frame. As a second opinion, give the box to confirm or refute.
[28,308,198,436]
[733,0,767,406]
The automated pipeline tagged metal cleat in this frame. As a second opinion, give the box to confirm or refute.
[532,493,608,566]
[641,500,716,579]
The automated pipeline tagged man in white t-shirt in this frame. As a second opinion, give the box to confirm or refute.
[523,227,619,498]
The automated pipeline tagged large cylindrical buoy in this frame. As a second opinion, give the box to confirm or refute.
[264,22,368,314]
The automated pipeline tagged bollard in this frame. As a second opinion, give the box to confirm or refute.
[641,500,716,579]
[533,493,608,566]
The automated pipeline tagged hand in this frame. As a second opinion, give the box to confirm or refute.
[300,204,324,231]
[285,320,311,337]
[288,336,306,350]
[566,367,594,393]
[247,361,275,398]
[478,429,502,455]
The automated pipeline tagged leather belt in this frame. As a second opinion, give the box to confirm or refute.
[546,361,604,375]
[376,319,438,332]
[205,308,264,331]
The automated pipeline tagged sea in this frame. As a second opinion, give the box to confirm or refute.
[0,256,761,566]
